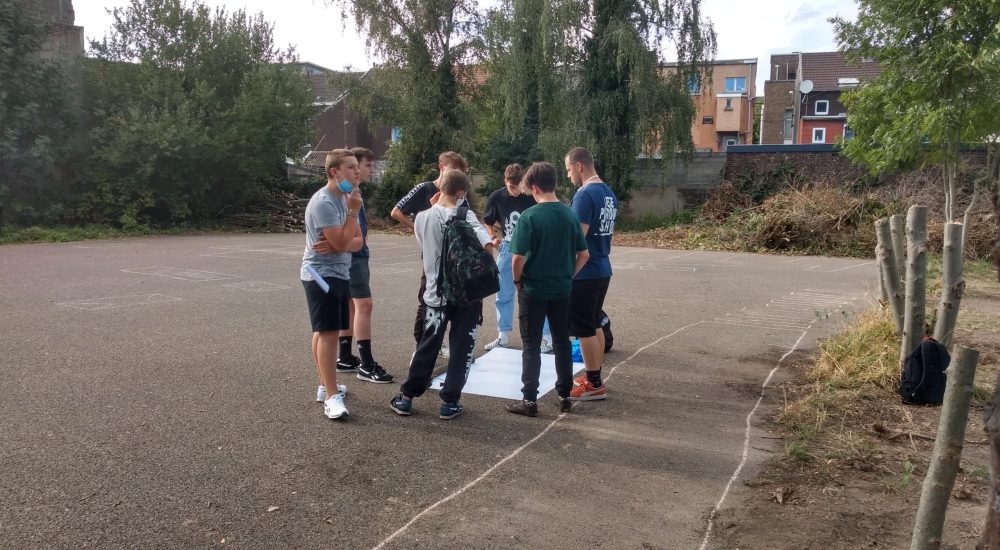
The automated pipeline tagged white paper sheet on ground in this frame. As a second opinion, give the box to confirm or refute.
[429,347,585,400]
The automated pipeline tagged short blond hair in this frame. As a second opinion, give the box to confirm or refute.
[438,151,468,173]
[325,149,354,175]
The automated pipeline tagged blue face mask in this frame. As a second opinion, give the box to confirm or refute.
[337,180,354,193]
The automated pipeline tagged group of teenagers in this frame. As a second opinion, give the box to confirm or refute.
[300,146,618,420]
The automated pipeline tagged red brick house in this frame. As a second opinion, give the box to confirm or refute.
[761,51,881,145]
[294,63,394,177]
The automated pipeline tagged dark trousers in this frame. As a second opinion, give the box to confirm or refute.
[401,300,483,403]
[413,273,427,344]
[518,293,573,401]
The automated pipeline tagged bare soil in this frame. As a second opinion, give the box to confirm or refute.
[713,273,1000,550]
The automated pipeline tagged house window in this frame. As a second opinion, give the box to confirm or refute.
[725,77,746,93]
[844,126,855,139]
[724,98,733,111]
[702,116,714,124]
[687,74,700,95]
[812,128,826,143]
[783,109,794,137]
[724,137,738,147]
[815,100,829,115]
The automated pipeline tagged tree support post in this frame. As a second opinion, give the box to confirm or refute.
[933,223,965,347]
[876,218,904,335]
[901,205,929,365]
[911,346,980,550]
[979,370,1000,550]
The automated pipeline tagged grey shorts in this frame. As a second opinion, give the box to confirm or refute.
[349,255,372,299]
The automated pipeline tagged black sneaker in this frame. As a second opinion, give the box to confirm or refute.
[390,394,412,416]
[357,362,394,384]
[506,399,538,417]
[558,397,572,413]
[439,401,464,420]
[336,354,361,372]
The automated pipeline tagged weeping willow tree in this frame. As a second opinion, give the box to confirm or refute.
[480,0,714,201]
[332,0,481,214]
[475,0,587,192]
[579,0,715,201]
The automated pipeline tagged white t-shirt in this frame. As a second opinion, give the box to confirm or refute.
[414,204,492,307]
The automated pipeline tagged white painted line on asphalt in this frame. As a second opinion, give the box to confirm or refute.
[121,267,241,281]
[698,327,811,550]
[711,320,809,332]
[57,293,182,310]
[802,288,863,295]
[805,261,874,273]
[222,281,290,292]
[370,321,708,550]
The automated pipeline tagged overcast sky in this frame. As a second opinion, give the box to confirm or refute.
[75,0,859,95]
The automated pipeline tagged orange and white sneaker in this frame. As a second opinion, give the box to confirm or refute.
[570,379,606,401]
[573,372,588,386]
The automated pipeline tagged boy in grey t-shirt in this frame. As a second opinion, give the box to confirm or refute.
[302,149,363,420]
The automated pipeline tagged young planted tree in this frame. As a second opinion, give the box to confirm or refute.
[834,0,1000,349]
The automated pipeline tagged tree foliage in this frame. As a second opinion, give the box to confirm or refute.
[80,0,315,226]
[476,0,714,201]
[580,0,715,201]
[832,0,1000,221]
[0,0,84,226]
[332,0,481,214]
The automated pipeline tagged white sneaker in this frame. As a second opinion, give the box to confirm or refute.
[316,384,347,402]
[323,393,349,419]
[440,346,450,358]
[484,336,508,350]
[540,339,553,354]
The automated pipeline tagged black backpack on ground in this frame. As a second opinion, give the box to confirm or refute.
[600,310,613,352]
[437,206,500,306]
[899,337,949,406]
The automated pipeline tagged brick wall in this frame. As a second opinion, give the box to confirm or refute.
[724,146,988,186]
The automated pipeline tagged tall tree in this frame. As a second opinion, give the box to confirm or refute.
[332,0,480,214]
[832,0,1000,224]
[579,0,715,201]
[83,0,315,226]
[0,0,84,226]
[475,0,587,192]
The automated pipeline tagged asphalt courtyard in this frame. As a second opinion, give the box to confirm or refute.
[1,233,878,549]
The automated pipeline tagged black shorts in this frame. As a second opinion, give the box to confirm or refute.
[349,255,372,299]
[570,277,611,338]
[302,277,351,332]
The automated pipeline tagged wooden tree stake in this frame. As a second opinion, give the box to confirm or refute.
[876,218,904,335]
[901,205,929,366]
[911,346,980,550]
[978,370,1000,550]
[890,214,906,283]
[933,222,965,347]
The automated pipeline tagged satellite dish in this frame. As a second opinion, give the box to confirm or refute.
[800,79,814,94]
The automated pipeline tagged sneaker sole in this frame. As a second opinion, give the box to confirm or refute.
[439,410,464,420]
[325,410,349,419]
[507,409,538,417]
[390,405,412,416]
[569,392,607,401]
[357,373,394,384]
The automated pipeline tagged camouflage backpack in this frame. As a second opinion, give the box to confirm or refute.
[437,207,500,306]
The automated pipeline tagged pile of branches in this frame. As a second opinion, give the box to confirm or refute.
[223,191,307,232]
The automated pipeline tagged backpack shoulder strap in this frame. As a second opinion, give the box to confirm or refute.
[456,205,469,222]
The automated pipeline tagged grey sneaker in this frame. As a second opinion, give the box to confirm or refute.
[484,336,508,350]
